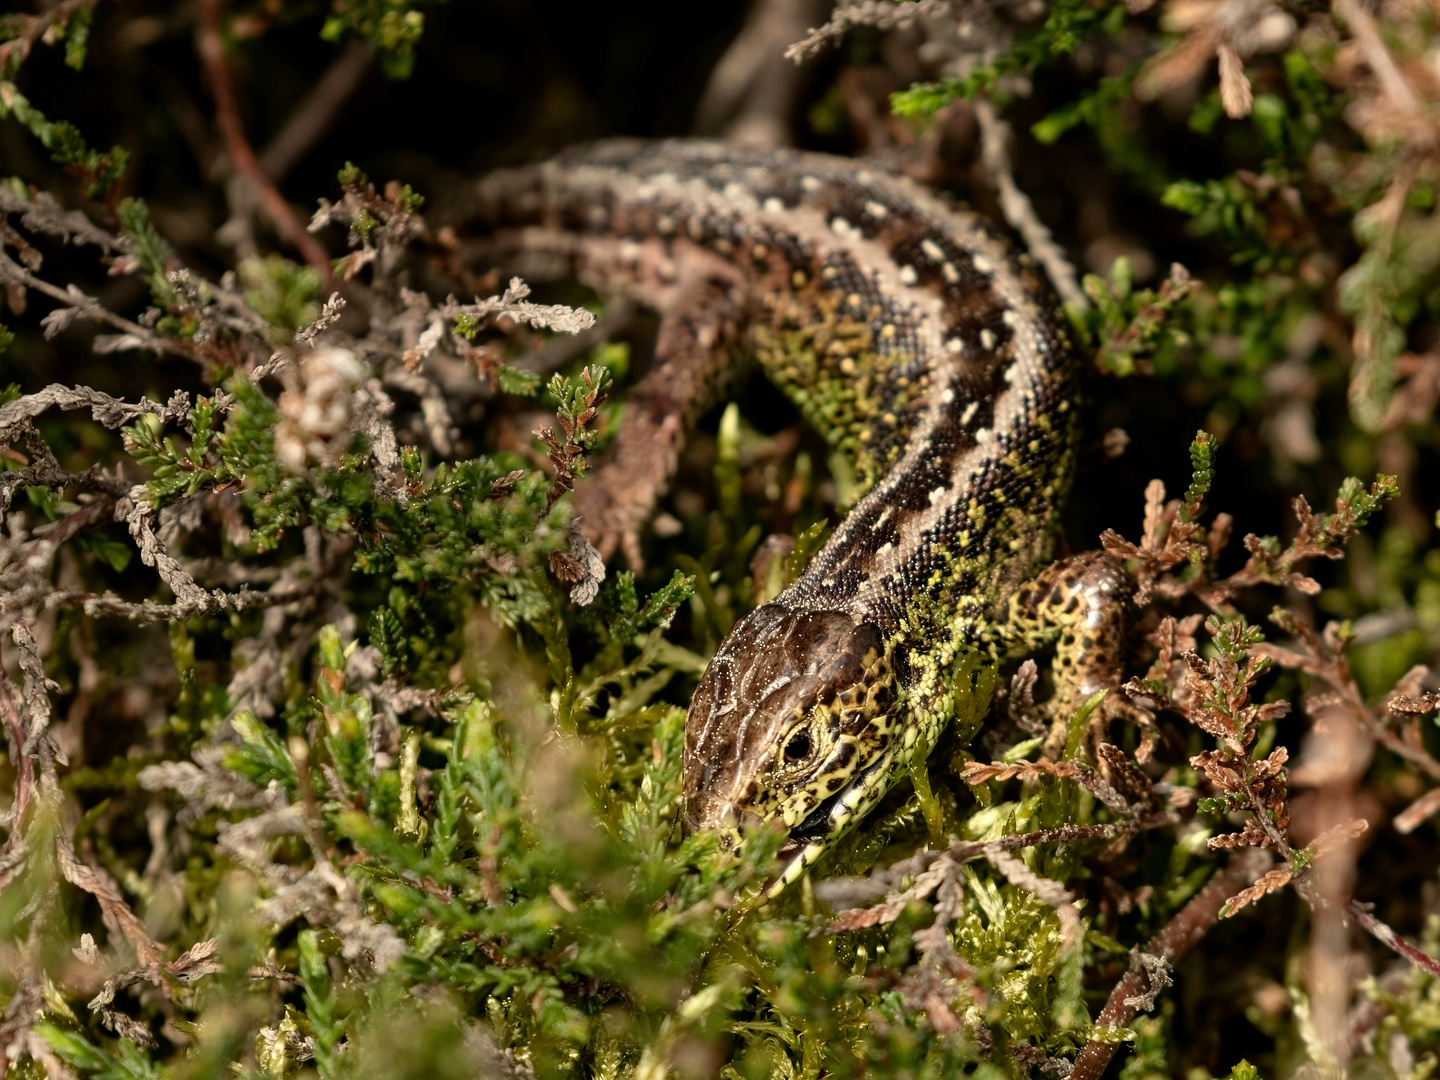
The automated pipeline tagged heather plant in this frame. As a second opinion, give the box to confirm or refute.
[1,2,1439,1079]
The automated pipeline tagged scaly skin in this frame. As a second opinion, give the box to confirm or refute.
[461,140,1128,896]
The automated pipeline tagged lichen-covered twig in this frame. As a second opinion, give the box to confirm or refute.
[0,187,116,251]
[820,815,1180,919]
[0,250,195,360]
[783,0,946,62]
[436,277,597,337]
[0,384,193,437]
[0,664,34,838]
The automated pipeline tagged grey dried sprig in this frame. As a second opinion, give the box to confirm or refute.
[439,276,597,337]
[784,0,948,62]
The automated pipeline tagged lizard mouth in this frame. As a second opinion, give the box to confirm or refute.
[769,782,857,889]
[780,798,839,861]
[766,756,893,898]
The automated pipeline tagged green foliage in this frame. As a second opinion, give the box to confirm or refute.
[239,255,324,337]
[116,199,180,309]
[1181,430,1214,524]
[1162,175,1294,270]
[0,80,127,199]
[125,382,280,511]
[321,0,432,79]
[35,1026,164,1080]
[547,364,614,460]
[61,4,91,70]
[1073,259,1197,376]
[891,0,1124,115]
[0,4,121,197]
[209,667,805,1075]
[496,363,542,397]
[357,456,566,669]
[0,6,90,74]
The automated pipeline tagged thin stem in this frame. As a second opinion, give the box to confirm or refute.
[1333,0,1420,117]
[1349,900,1440,980]
[196,0,336,281]
[1070,850,1271,1080]
[975,98,1087,311]
[0,583,319,623]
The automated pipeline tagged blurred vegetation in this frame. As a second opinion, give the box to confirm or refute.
[1,2,1440,1079]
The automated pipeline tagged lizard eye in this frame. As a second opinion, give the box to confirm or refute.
[783,731,812,762]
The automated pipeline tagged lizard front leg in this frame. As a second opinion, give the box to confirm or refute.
[995,551,1134,759]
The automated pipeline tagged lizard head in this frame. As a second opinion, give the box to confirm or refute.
[683,604,901,895]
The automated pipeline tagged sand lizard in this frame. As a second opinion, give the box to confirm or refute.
[461,140,1131,896]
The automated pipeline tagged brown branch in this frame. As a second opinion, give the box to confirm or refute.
[1349,901,1440,979]
[1070,832,1439,1080]
[196,0,336,281]
[55,835,165,968]
[31,495,119,547]
[1255,639,1440,782]
[1070,849,1272,1080]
